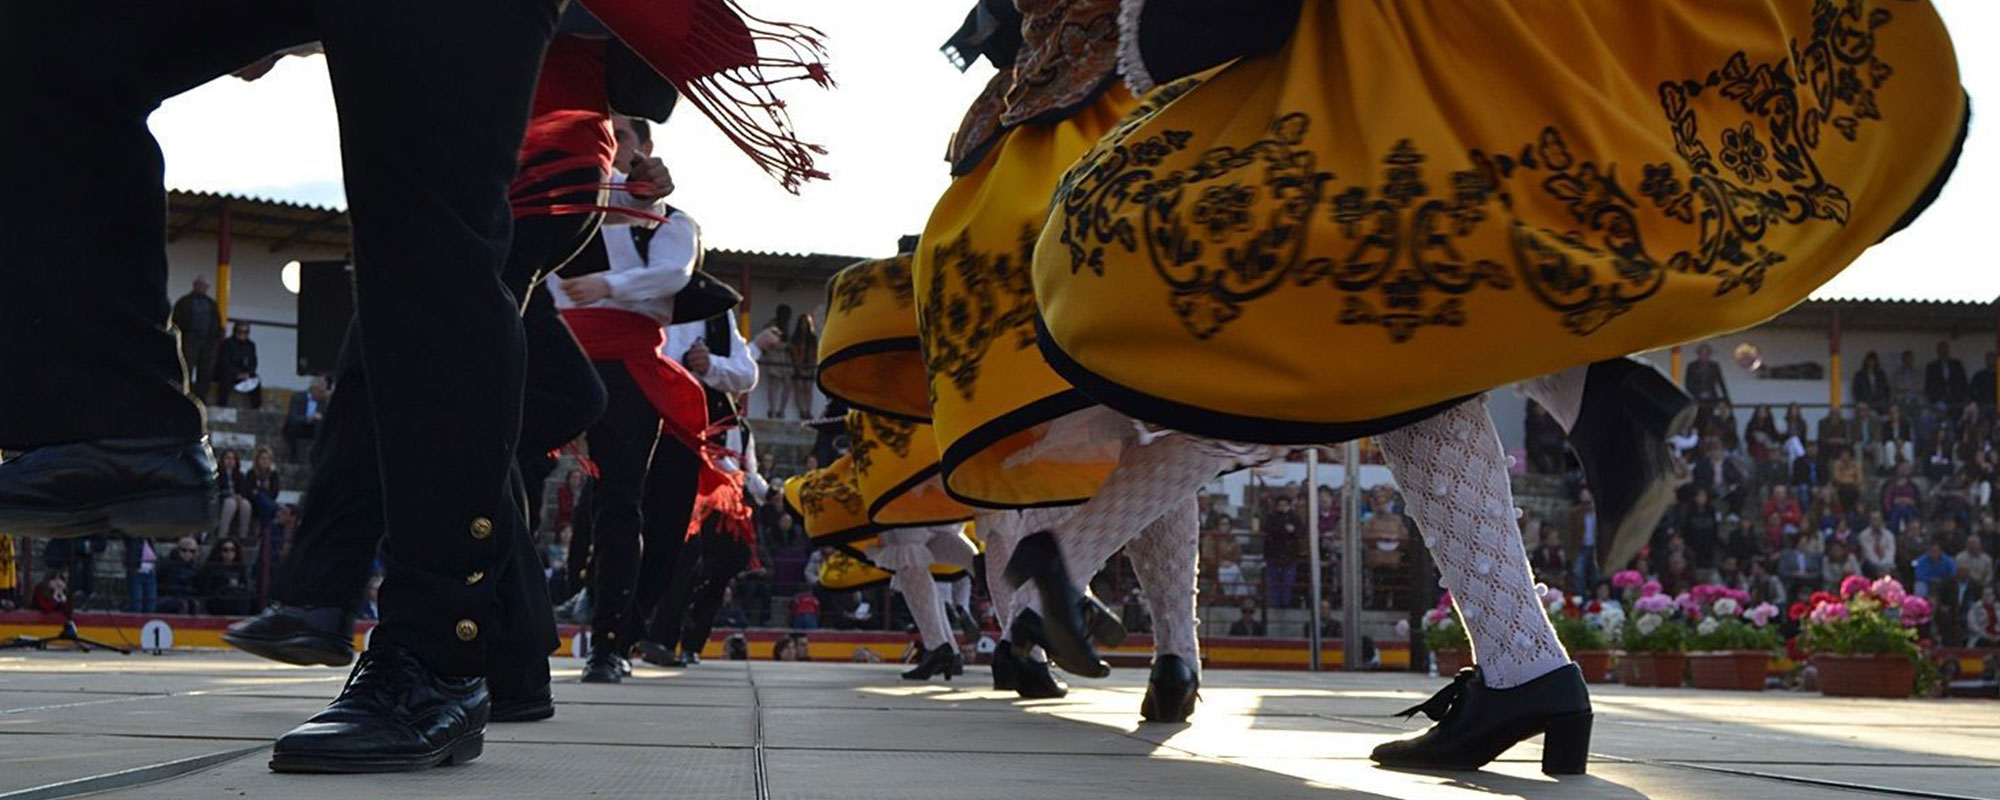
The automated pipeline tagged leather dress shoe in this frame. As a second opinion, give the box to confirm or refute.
[268,644,487,773]
[990,640,1021,691]
[1140,654,1199,723]
[225,604,355,667]
[636,639,685,668]
[1005,532,1111,678]
[1011,653,1069,700]
[1568,358,1697,573]
[581,651,625,684]
[0,438,215,539]
[1371,665,1593,775]
[490,684,556,723]
[901,644,965,681]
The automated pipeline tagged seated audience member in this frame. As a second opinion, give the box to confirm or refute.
[1228,599,1266,637]
[1691,440,1745,511]
[31,572,70,614]
[283,376,330,458]
[1762,485,1805,535]
[1967,585,2000,648]
[211,319,261,408]
[1958,535,1994,591]
[1660,554,1697,596]
[1821,540,1863,589]
[1777,532,1824,597]
[1912,540,1958,599]
[215,449,250,541]
[244,446,282,536]
[1882,464,1924,532]
[202,539,256,616]
[790,591,821,630]
[1857,511,1898,578]
[1524,401,1568,474]
[1714,555,1746,592]
[1531,529,1568,592]
[1746,560,1788,606]
[1831,447,1864,510]
[156,538,205,614]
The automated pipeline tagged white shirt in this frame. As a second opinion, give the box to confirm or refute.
[548,198,698,326]
[664,312,768,500]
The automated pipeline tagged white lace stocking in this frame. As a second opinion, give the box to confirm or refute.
[1125,496,1200,669]
[1377,397,1571,689]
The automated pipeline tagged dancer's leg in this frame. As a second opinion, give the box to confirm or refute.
[582,365,663,662]
[978,512,1021,634]
[1376,398,1569,689]
[877,528,952,650]
[1046,435,1238,587]
[1126,496,1200,669]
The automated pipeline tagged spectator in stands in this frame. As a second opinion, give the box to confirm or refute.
[202,538,255,616]
[1684,343,1729,406]
[1702,400,1743,455]
[1822,539,1863,589]
[244,445,281,536]
[1783,404,1813,449]
[1923,428,1956,483]
[1957,535,1993,592]
[282,376,329,459]
[1936,469,1976,528]
[1912,539,1958,599]
[1883,463,1924,531]
[1216,550,1251,598]
[1926,341,1970,411]
[1661,553,1696,596]
[1715,555,1746,592]
[210,320,261,408]
[269,503,299,563]
[1261,494,1305,610]
[1778,531,1824,597]
[1793,440,1825,499]
[121,534,158,613]
[1531,528,1568,592]
[1763,485,1805,534]
[1853,351,1892,419]
[31,571,69,614]
[1692,439,1745,513]
[1891,349,1925,418]
[1227,599,1266,637]
[1747,560,1788,606]
[1304,598,1342,639]
[790,590,820,630]
[214,449,250,541]
[1968,585,2000,648]
[1650,533,1690,579]
[1676,489,1720,571]
[1524,400,1568,474]
[156,537,204,614]
[170,275,222,391]
[1566,488,1601,588]
[1973,352,1997,411]
[1859,510,1898,578]
[1879,405,1916,474]
[0,535,17,611]
[1832,446,1864,510]
[1718,514,1761,569]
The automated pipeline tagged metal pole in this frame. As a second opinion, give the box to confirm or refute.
[1306,447,1323,672]
[216,204,233,325]
[1342,440,1363,670]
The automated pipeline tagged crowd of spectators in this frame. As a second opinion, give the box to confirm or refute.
[1526,342,2000,649]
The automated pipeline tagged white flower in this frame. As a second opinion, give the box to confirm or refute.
[1697,617,1721,636]
[1636,613,1663,636]
[1712,598,1741,617]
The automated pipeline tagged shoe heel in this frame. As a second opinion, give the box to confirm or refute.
[445,733,484,767]
[1540,712,1592,776]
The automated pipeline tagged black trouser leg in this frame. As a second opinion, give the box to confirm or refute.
[680,536,750,653]
[566,484,596,594]
[584,364,663,656]
[628,439,701,644]
[0,2,314,448]
[647,543,706,648]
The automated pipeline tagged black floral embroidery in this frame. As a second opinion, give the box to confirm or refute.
[798,466,863,519]
[832,254,915,316]
[919,225,1041,404]
[846,412,918,476]
[1051,0,1908,341]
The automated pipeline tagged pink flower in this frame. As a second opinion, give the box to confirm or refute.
[1612,570,1645,589]
[1808,602,1850,626]
[1396,619,1412,639]
[1871,577,1908,608]
[1435,591,1455,612]
[1746,603,1780,627]
[1840,574,1872,599]
[1691,584,1725,606]
[1726,588,1753,604]
[1901,596,1933,628]
[1634,594,1676,615]
[1424,608,1450,625]
[1675,592,1702,619]
[1641,580,1664,598]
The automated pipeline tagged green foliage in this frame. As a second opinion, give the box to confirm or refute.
[1421,614,1469,652]
[1552,615,1609,652]
[1800,605,1920,660]
[1618,614,1692,654]
[1690,618,1783,653]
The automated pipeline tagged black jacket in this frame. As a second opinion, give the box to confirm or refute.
[213,337,258,384]
[1927,357,1968,406]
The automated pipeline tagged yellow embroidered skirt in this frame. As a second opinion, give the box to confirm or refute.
[817,254,932,422]
[915,86,1141,508]
[848,410,975,527]
[1035,0,1965,443]
[783,453,878,547]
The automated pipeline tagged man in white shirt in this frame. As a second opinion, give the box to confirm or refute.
[1857,510,1898,579]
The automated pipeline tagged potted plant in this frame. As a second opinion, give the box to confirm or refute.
[1686,585,1782,691]
[1797,575,1929,697]
[1545,586,1614,684]
[1615,578,1691,687]
[1422,593,1472,675]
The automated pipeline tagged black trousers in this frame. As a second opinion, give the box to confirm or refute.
[625,437,703,645]
[274,206,606,692]
[583,364,668,655]
[0,0,563,676]
[647,526,751,654]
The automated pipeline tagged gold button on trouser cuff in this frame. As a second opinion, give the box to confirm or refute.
[456,620,479,641]
[466,571,485,585]
[470,517,494,540]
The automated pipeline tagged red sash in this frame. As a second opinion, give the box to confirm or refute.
[560,308,708,456]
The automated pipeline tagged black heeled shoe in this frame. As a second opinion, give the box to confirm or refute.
[635,640,685,668]
[1005,532,1111,678]
[991,640,1021,691]
[580,651,624,684]
[1371,665,1593,776]
[1140,655,1199,723]
[902,644,965,681]
[1568,358,1696,574]
[1011,652,1069,700]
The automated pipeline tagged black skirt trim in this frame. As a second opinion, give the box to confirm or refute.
[937,390,1099,511]
[816,337,932,424]
[1033,315,1466,445]
[1881,94,1971,242]
[867,463,976,526]
[783,489,884,547]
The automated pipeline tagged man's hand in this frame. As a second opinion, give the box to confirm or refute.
[683,340,713,376]
[561,275,614,305]
[627,157,675,201]
[753,326,783,352]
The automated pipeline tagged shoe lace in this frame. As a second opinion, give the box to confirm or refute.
[1397,668,1477,722]
[337,649,414,711]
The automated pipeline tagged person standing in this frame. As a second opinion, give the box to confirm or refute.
[1259,494,1304,610]
[1892,350,1926,419]
[1684,344,1730,408]
[1972,352,1997,412]
[1927,341,1970,411]
[170,276,223,391]
[122,534,159,614]
[210,321,261,408]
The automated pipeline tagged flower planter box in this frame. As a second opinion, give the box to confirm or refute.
[1815,654,1916,698]
[1574,650,1613,684]
[1689,651,1769,691]
[1616,652,1686,687]
[1434,649,1472,676]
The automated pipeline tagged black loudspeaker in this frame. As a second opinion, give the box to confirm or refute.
[295,260,353,376]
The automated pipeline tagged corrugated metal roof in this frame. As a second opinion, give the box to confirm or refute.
[166,190,350,253]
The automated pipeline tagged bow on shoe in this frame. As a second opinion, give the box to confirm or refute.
[1397,667,1479,722]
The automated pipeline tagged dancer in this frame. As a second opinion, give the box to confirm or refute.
[845,409,980,680]
[1024,0,1965,774]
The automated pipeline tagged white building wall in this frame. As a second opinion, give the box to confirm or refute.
[165,236,347,393]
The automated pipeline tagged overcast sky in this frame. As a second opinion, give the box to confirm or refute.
[149,0,1997,302]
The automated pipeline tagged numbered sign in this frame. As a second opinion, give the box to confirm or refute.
[140,620,173,652]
